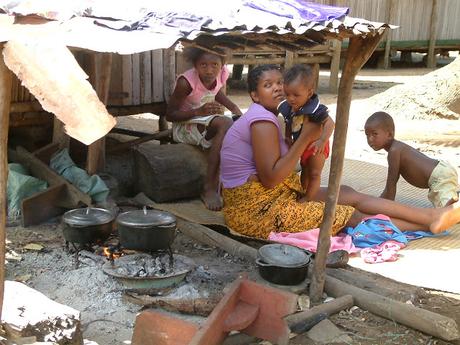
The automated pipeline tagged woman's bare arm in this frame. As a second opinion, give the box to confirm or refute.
[251,119,321,188]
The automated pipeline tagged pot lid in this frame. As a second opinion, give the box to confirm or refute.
[63,207,114,226]
[116,208,176,227]
[258,244,311,267]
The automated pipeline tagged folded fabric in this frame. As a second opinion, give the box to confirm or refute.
[360,240,405,264]
[268,228,359,253]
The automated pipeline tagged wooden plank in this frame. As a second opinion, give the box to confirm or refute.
[284,51,295,69]
[86,53,112,175]
[122,54,133,106]
[140,51,152,104]
[309,33,385,304]
[52,117,70,150]
[152,49,164,103]
[427,0,439,68]
[9,146,92,208]
[108,53,123,106]
[0,43,13,321]
[32,142,60,164]
[163,47,176,102]
[329,39,341,93]
[21,184,66,227]
[131,53,141,105]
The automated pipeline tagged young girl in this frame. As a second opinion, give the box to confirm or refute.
[219,64,460,240]
[278,64,335,201]
[166,47,242,211]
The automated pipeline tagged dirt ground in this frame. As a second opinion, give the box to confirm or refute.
[5,57,460,345]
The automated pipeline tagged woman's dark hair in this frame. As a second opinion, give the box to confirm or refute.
[247,64,281,93]
[183,46,226,65]
[284,64,313,86]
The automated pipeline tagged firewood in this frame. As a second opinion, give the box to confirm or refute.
[123,292,222,316]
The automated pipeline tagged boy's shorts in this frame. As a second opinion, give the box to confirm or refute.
[300,139,330,166]
[428,160,459,207]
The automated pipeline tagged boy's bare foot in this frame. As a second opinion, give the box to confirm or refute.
[430,201,460,234]
[201,191,223,211]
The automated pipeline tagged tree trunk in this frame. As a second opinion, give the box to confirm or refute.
[369,56,460,120]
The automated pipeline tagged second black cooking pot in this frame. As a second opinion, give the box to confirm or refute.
[256,244,312,285]
[116,208,177,251]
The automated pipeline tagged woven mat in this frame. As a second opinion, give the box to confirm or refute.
[145,159,459,293]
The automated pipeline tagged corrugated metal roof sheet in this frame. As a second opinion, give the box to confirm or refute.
[0,0,391,54]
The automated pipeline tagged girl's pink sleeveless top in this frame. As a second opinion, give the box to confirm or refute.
[177,67,229,111]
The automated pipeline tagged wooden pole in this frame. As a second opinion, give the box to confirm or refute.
[383,0,396,69]
[427,0,439,68]
[86,53,112,175]
[161,47,176,133]
[0,44,13,320]
[309,33,385,304]
[325,275,460,341]
[284,51,295,69]
[329,39,341,93]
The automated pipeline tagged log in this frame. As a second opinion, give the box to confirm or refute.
[324,275,460,341]
[177,220,258,262]
[123,293,222,317]
[2,281,83,345]
[134,142,207,202]
[285,295,353,332]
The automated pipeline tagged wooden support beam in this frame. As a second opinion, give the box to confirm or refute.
[162,48,175,132]
[309,33,385,304]
[0,43,13,321]
[107,129,172,153]
[427,0,439,68]
[329,39,341,93]
[86,53,112,175]
[383,0,395,69]
[21,184,66,227]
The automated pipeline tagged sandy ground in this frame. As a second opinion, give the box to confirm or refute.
[5,64,460,345]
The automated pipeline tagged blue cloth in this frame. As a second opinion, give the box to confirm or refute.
[343,216,448,248]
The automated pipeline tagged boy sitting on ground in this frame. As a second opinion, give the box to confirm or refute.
[364,111,459,207]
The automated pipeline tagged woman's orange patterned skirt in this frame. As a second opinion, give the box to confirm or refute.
[222,173,355,239]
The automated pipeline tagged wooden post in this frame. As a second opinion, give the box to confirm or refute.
[0,44,13,320]
[383,0,396,69]
[309,33,385,304]
[161,47,176,134]
[427,0,439,68]
[329,39,341,93]
[52,118,69,150]
[86,53,112,175]
[284,51,295,69]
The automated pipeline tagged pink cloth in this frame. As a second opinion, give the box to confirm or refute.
[360,240,405,264]
[268,228,359,254]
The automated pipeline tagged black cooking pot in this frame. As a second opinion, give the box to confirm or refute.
[256,244,312,285]
[62,207,115,245]
[116,208,177,252]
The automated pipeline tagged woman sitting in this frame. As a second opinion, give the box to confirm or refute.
[220,64,460,239]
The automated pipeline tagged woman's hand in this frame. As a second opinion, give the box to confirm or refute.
[308,139,326,155]
[199,101,225,116]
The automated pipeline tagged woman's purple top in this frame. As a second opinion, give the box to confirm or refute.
[220,103,288,188]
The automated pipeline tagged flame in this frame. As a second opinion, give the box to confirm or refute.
[101,247,123,260]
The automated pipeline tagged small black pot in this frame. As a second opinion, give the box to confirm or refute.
[256,259,309,285]
[116,209,177,252]
[62,208,115,245]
